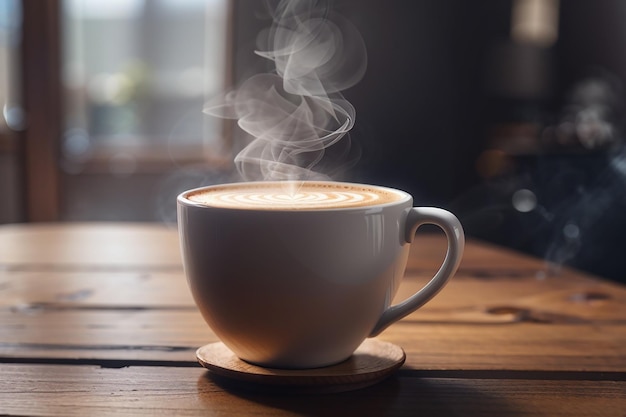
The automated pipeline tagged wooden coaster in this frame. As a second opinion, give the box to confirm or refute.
[196,339,405,393]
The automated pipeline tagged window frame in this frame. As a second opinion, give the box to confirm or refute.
[18,0,234,221]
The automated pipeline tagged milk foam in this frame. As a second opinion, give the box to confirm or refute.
[187,182,405,210]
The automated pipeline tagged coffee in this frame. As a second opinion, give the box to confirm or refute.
[187,181,407,210]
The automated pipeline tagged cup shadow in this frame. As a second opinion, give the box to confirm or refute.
[196,368,517,416]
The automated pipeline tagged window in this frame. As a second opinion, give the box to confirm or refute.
[59,0,231,221]
[62,0,228,160]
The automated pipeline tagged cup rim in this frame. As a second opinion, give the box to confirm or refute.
[177,180,412,212]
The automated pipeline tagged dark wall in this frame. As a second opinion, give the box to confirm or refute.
[232,0,626,282]
[557,0,626,98]
[231,1,509,205]
[340,1,497,205]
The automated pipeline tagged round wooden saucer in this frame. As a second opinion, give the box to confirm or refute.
[196,339,405,393]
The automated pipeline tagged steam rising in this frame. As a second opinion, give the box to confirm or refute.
[204,0,367,182]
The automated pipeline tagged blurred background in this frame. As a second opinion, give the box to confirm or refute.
[1,0,626,283]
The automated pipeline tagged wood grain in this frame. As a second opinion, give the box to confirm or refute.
[1,309,624,372]
[1,239,625,371]
[1,223,625,416]
[0,223,182,268]
[0,364,624,417]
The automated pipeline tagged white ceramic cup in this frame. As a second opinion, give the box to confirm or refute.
[177,181,464,369]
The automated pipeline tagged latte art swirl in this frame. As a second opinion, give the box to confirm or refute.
[215,190,380,208]
[187,182,406,210]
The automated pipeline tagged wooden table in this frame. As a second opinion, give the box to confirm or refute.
[0,223,624,416]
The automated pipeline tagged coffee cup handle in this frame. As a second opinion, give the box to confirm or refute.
[369,207,465,336]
